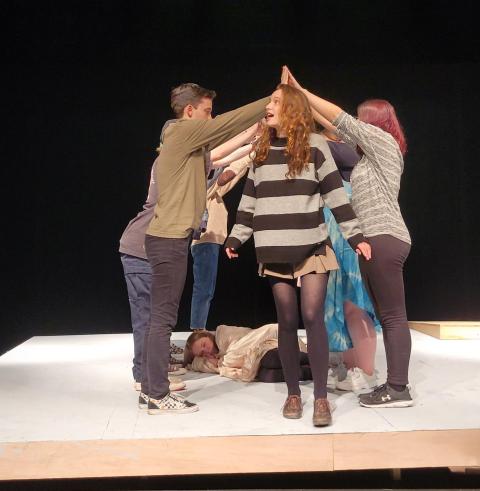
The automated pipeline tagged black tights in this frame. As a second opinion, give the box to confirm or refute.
[257,349,312,383]
[269,273,329,399]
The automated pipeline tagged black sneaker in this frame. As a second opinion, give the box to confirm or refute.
[359,383,413,408]
[148,392,199,415]
[138,392,149,409]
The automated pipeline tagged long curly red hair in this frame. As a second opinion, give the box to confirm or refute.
[253,84,314,178]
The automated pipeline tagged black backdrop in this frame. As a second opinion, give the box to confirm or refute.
[2,0,480,355]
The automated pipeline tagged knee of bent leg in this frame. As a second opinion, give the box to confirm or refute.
[343,300,358,319]
[302,306,322,329]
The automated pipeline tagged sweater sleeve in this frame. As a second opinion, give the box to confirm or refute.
[314,146,366,249]
[215,155,251,198]
[224,165,256,250]
[333,111,403,174]
[180,97,269,153]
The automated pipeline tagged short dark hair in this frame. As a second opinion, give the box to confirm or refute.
[170,83,216,118]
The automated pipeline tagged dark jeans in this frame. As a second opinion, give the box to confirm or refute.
[190,242,221,329]
[359,234,411,386]
[142,234,191,399]
[120,254,152,382]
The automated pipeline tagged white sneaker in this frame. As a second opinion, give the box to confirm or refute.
[327,368,337,389]
[336,367,377,392]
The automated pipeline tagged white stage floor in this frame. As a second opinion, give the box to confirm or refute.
[1,329,479,443]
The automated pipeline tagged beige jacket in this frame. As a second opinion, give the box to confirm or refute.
[192,155,251,246]
[190,324,307,382]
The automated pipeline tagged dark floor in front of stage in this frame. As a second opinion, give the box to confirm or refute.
[0,468,479,491]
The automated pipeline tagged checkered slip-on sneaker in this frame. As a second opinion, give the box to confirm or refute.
[138,392,149,409]
[359,383,413,408]
[169,343,184,355]
[148,392,199,415]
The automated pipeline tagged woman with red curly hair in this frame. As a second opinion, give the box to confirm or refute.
[282,66,413,410]
[225,84,370,426]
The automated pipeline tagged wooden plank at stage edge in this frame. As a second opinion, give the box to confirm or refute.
[409,321,480,340]
[0,429,479,481]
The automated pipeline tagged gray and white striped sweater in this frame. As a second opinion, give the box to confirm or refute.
[225,133,365,264]
[333,112,411,245]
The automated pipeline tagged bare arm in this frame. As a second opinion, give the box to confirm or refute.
[211,143,252,168]
[210,124,257,162]
[311,108,337,133]
[282,66,356,148]
[282,65,343,123]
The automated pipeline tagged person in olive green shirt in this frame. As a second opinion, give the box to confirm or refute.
[139,83,269,415]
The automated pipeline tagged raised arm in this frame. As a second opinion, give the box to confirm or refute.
[181,97,270,152]
[282,66,397,161]
[282,66,342,123]
[311,108,337,133]
[210,123,257,162]
[211,143,252,169]
[215,155,251,193]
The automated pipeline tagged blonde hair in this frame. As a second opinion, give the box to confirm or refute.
[253,84,314,178]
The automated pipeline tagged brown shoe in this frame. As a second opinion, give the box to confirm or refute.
[282,395,303,419]
[313,398,332,426]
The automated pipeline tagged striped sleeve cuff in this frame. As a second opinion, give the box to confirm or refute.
[224,236,242,251]
[347,233,367,250]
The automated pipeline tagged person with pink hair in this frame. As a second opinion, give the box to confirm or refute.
[282,66,412,409]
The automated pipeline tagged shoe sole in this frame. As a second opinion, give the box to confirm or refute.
[148,406,199,415]
[335,384,352,391]
[360,400,414,408]
[336,382,377,392]
[313,419,332,427]
[282,412,303,419]
[138,403,148,409]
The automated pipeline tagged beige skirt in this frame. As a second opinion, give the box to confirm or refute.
[259,246,339,279]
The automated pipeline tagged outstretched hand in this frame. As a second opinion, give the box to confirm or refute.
[225,247,239,259]
[281,65,302,90]
[356,242,372,261]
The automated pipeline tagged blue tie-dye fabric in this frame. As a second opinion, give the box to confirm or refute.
[324,181,381,351]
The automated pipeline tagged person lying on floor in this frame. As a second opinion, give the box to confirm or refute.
[183,323,376,389]
[183,323,310,383]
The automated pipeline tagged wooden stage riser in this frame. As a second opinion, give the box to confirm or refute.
[1,429,479,481]
[409,321,480,340]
